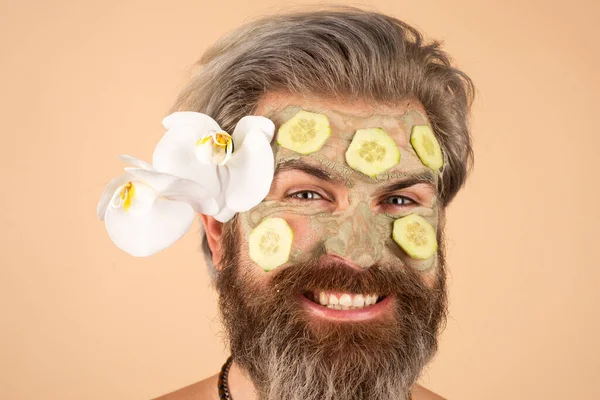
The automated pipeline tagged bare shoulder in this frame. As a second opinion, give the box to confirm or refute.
[152,373,219,400]
[412,383,446,400]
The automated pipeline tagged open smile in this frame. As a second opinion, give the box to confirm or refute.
[299,291,393,321]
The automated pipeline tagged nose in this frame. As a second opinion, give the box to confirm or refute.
[321,253,363,271]
[323,202,384,269]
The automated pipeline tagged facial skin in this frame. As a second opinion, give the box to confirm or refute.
[202,94,448,400]
[247,96,441,275]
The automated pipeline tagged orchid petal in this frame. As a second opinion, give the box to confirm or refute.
[218,137,233,165]
[162,111,221,132]
[117,155,154,170]
[97,173,132,220]
[225,130,274,212]
[232,116,276,148]
[213,206,236,223]
[105,197,195,257]
[215,166,229,208]
[153,126,221,197]
[109,180,157,215]
[124,167,219,215]
[195,135,216,165]
[160,180,219,216]
[124,167,180,192]
[210,167,234,221]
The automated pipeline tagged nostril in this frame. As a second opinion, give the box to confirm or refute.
[352,254,377,269]
[323,253,365,271]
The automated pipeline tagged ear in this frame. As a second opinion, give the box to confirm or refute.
[199,214,224,269]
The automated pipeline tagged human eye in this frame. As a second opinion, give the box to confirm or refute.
[384,195,417,207]
[288,190,324,201]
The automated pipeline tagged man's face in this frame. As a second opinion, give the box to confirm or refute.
[215,94,448,400]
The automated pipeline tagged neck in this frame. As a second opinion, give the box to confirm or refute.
[227,360,258,400]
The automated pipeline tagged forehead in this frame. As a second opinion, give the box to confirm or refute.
[257,93,436,184]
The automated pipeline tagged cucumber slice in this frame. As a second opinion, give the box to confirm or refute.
[248,217,294,271]
[276,110,331,154]
[410,125,443,170]
[345,128,400,177]
[392,214,437,260]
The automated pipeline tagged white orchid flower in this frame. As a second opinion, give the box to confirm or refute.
[153,112,275,222]
[97,155,219,257]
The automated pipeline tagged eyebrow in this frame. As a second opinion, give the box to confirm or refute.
[274,159,346,184]
[275,159,436,191]
[377,170,437,193]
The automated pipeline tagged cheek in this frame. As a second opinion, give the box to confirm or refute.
[236,207,327,268]
[284,214,325,260]
[237,202,442,274]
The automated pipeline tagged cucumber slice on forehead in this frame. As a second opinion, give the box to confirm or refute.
[392,214,437,260]
[248,217,294,272]
[410,125,444,170]
[276,110,331,154]
[345,128,401,177]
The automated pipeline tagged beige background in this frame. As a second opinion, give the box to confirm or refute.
[1,0,598,399]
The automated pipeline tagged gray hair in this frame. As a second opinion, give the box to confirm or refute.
[170,6,476,270]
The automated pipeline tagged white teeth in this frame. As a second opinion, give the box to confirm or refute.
[329,294,339,305]
[352,294,365,307]
[319,292,328,305]
[365,295,379,305]
[313,291,381,309]
[339,294,352,307]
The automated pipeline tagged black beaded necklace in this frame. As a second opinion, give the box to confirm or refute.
[217,356,233,399]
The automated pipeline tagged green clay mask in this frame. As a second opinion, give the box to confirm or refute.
[238,99,441,273]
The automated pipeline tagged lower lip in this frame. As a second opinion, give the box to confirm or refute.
[298,293,394,321]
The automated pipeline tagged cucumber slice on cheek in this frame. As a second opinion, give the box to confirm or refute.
[345,128,400,177]
[276,111,331,154]
[248,217,294,272]
[392,214,437,260]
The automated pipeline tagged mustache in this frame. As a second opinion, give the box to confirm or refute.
[263,257,444,301]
